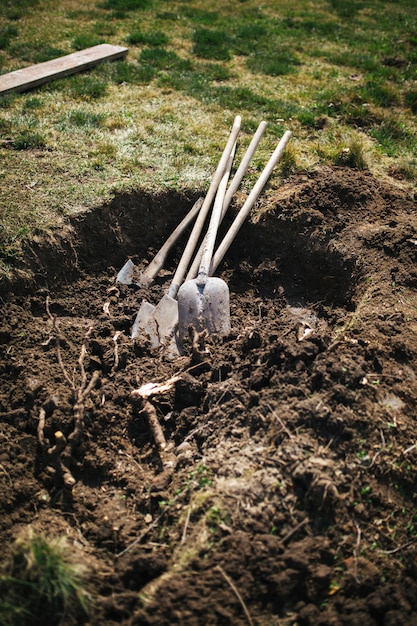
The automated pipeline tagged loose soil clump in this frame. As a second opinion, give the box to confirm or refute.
[1,166,417,625]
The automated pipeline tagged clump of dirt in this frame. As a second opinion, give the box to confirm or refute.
[1,166,417,625]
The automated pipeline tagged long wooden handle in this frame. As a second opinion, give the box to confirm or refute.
[211,130,292,274]
[139,196,204,286]
[185,120,267,281]
[167,115,241,299]
[222,120,267,220]
[198,140,237,281]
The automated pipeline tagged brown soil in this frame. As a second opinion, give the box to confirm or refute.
[1,166,417,626]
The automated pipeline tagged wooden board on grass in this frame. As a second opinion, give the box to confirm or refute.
[0,44,129,96]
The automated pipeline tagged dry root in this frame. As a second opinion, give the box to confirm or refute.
[131,377,178,483]
[38,298,101,489]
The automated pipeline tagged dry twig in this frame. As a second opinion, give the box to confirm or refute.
[216,565,254,626]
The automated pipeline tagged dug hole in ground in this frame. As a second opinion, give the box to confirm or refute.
[1,166,417,625]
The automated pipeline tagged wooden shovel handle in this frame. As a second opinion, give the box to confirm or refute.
[198,140,237,280]
[167,115,241,299]
[139,196,204,286]
[211,130,292,273]
[185,120,267,281]
[222,120,268,220]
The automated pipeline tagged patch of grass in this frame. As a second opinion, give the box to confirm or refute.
[0,25,18,50]
[389,157,417,181]
[67,74,109,100]
[246,49,300,77]
[21,97,43,112]
[0,0,39,19]
[279,144,298,177]
[0,529,91,626]
[72,34,105,51]
[126,29,169,46]
[327,0,364,18]
[108,59,156,84]
[64,110,107,128]
[405,89,417,114]
[13,129,46,150]
[0,94,18,109]
[139,47,192,72]
[92,20,117,37]
[370,118,417,157]
[100,0,152,13]
[7,43,67,64]
[360,80,401,108]
[182,8,219,26]
[192,28,231,61]
[230,22,268,56]
[334,139,367,169]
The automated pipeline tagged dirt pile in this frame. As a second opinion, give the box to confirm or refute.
[1,167,417,625]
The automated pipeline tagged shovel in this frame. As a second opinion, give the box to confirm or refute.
[131,115,242,345]
[178,129,292,343]
[116,196,204,287]
[211,130,292,273]
[185,119,267,282]
[176,141,236,340]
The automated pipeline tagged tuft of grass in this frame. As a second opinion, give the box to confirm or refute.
[370,118,417,157]
[279,144,298,177]
[0,529,91,626]
[100,0,152,13]
[334,139,367,169]
[0,93,18,109]
[139,47,192,72]
[67,74,109,100]
[405,89,417,114]
[0,0,39,20]
[126,29,169,47]
[21,97,43,111]
[192,28,231,61]
[360,80,402,108]
[72,34,105,51]
[7,42,67,64]
[13,130,46,150]
[182,8,219,26]
[246,49,300,77]
[231,22,268,56]
[328,0,365,19]
[0,24,18,49]
[64,110,107,128]
[111,60,156,84]
[389,157,417,182]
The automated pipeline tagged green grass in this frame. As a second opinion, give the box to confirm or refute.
[0,529,91,626]
[126,29,169,47]
[0,0,416,273]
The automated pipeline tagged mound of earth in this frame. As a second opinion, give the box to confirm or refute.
[1,166,417,625]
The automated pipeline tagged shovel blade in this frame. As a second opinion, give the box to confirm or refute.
[117,260,154,288]
[131,300,155,339]
[117,259,136,285]
[132,295,181,357]
[178,277,230,341]
[147,294,179,349]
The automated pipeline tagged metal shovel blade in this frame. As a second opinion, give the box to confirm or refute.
[131,300,155,340]
[131,289,180,349]
[178,276,230,339]
[117,259,136,285]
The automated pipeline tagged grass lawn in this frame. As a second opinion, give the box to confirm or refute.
[0,0,416,274]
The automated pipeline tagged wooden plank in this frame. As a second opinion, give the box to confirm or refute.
[0,44,129,96]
